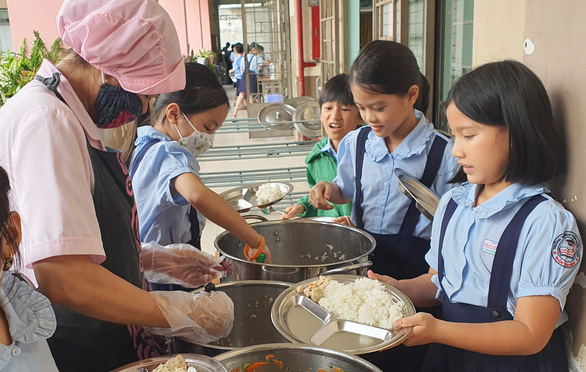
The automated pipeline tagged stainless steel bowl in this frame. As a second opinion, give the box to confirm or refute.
[215,343,383,372]
[169,281,292,357]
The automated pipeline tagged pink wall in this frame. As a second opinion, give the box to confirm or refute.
[6,0,212,57]
[158,0,213,56]
[7,0,63,52]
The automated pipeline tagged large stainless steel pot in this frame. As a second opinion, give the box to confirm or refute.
[215,343,383,372]
[215,220,376,283]
[169,281,292,357]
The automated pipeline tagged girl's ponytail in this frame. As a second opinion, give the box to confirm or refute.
[415,72,430,113]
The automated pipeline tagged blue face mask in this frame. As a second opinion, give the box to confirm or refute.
[89,72,143,129]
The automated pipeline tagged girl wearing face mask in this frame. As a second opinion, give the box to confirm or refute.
[129,63,270,290]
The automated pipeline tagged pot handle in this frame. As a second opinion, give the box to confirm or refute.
[320,261,373,275]
[242,215,269,223]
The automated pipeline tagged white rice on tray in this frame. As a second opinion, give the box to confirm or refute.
[255,183,284,205]
[298,276,405,329]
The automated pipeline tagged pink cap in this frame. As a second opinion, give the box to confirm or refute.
[57,0,186,95]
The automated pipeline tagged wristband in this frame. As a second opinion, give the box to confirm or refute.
[244,235,265,260]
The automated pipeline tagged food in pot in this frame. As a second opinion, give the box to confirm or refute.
[153,354,198,372]
[296,276,405,329]
[229,354,345,372]
[255,183,284,205]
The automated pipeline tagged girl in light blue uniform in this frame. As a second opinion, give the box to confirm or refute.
[129,63,269,289]
[309,40,458,372]
[370,60,581,371]
[310,40,458,280]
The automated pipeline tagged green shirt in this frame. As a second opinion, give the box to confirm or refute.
[298,137,352,218]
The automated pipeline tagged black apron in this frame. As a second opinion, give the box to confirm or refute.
[131,137,201,292]
[422,195,568,372]
[354,127,446,371]
[37,73,164,372]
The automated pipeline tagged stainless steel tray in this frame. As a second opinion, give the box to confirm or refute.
[110,354,227,372]
[219,182,294,213]
[395,169,440,221]
[271,274,416,355]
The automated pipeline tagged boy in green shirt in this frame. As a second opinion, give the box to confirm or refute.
[281,74,363,220]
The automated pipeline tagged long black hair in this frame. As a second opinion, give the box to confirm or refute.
[350,40,430,112]
[0,166,19,271]
[447,60,562,185]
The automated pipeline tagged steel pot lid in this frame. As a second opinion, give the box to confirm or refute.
[285,96,316,109]
[219,181,294,213]
[215,343,383,372]
[257,103,295,130]
[293,100,322,138]
[271,274,416,355]
[111,354,227,372]
[394,169,440,221]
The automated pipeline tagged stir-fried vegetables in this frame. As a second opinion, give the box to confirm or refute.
[230,354,345,372]
[245,361,268,372]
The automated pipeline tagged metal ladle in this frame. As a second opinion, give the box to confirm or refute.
[260,205,286,215]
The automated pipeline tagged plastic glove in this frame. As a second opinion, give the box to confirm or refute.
[244,236,272,264]
[146,290,234,344]
[142,241,224,288]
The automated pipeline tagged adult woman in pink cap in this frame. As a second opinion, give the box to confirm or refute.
[0,0,234,371]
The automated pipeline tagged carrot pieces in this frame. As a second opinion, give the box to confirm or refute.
[245,361,269,372]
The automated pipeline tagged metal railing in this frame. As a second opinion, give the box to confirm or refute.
[198,141,317,162]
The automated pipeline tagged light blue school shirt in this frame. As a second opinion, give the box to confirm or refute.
[233,55,243,80]
[130,126,206,246]
[320,138,337,159]
[425,182,582,326]
[0,272,58,372]
[234,54,261,78]
[334,110,458,236]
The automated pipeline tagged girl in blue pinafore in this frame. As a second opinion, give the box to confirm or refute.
[370,60,581,371]
[309,40,458,371]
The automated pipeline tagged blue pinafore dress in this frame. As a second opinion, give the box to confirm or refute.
[422,194,568,371]
[354,126,446,371]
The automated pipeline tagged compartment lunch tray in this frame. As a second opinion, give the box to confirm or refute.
[271,274,416,355]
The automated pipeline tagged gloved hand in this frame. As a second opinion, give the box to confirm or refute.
[146,290,234,344]
[244,236,272,264]
[142,242,224,288]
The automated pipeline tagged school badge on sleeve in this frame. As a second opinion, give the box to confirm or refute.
[551,231,580,268]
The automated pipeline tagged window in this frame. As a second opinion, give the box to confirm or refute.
[433,0,474,132]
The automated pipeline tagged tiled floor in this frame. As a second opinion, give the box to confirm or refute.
[198,85,310,255]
